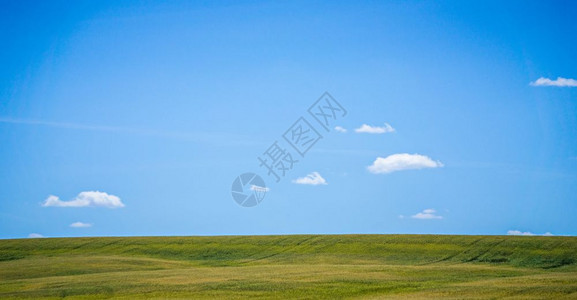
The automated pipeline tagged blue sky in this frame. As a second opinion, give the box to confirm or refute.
[1,0,576,239]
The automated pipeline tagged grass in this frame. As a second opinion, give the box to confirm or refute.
[1,234,576,298]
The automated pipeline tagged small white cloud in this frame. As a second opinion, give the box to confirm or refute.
[507,230,553,236]
[355,123,395,134]
[42,191,124,208]
[292,172,328,185]
[250,185,270,192]
[398,215,405,219]
[28,233,44,238]
[530,77,577,87]
[411,208,443,220]
[334,126,347,133]
[507,230,535,236]
[70,222,92,228]
[367,153,443,174]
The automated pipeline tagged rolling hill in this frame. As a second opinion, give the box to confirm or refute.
[1,234,576,298]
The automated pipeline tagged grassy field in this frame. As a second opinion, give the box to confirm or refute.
[1,234,576,299]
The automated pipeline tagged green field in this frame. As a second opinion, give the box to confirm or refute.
[1,235,576,299]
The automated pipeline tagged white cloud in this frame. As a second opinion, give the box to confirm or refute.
[507,230,535,236]
[367,153,444,174]
[411,208,443,220]
[70,222,92,228]
[507,230,554,236]
[530,77,577,87]
[334,126,347,133]
[292,172,328,185]
[27,233,44,238]
[42,191,124,208]
[355,123,395,134]
[250,185,270,192]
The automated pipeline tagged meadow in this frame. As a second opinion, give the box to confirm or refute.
[1,234,576,299]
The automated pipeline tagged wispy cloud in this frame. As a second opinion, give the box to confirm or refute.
[334,126,347,133]
[507,230,553,236]
[42,191,124,208]
[411,208,443,220]
[0,117,261,146]
[292,172,328,185]
[70,222,92,228]
[367,153,443,174]
[0,117,167,135]
[28,233,44,238]
[530,77,577,87]
[355,123,395,134]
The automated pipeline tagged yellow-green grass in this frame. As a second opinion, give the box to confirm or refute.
[1,235,576,298]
